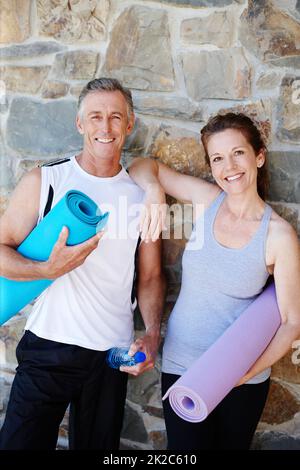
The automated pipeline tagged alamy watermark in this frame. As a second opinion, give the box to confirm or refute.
[285,80,300,367]
[291,79,300,105]
[291,340,300,365]
[97,198,204,250]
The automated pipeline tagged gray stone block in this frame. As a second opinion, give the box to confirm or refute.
[152,0,241,6]
[7,98,82,157]
[51,51,100,81]
[276,76,300,144]
[269,152,300,203]
[133,94,203,121]
[0,41,65,59]
[104,6,174,91]
[181,12,234,48]
[37,0,109,43]
[253,431,300,450]
[182,48,251,100]
[121,403,148,444]
[239,2,300,63]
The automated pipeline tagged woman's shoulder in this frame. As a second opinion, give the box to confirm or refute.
[268,209,299,251]
[192,183,222,207]
[266,210,299,270]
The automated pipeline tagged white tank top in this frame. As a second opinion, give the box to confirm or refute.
[25,156,144,351]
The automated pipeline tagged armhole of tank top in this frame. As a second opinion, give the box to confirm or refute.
[130,235,141,307]
[37,166,52,223]
[261,205,273,277]
[208,190,224,210]
[193,190,224,229]
[37,166,46,223]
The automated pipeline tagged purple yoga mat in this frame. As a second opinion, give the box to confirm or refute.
[163,283,281,422]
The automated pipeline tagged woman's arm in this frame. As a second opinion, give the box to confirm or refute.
[129,157,217,205]
[129,157,219,241]
[238,221,300,384]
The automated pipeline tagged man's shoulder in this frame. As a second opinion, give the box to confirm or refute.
[124,167,145,192]
[40,157,71,168]
[124,167,143,189]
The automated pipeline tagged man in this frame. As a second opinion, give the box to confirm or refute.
[0,78,165,450]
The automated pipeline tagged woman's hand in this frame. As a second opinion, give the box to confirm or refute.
[140,183,167,243]
[235,374,250,386]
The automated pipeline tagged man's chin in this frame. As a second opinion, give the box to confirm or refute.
[94,151,122,162]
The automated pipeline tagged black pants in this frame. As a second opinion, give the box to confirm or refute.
[162,372,270,450]
[0,331,128,450]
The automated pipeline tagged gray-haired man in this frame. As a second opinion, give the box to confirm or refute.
[0,78,165,450]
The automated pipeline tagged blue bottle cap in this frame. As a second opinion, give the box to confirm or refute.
[134,351,146,363]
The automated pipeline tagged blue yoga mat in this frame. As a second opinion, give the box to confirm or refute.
[0,190,109,326]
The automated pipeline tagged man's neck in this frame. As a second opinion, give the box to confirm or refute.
[76,152,122,177]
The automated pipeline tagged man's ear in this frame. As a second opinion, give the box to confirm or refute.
[126,113,135,136]
[76,114,84,135]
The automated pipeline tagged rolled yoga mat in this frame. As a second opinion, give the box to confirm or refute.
[0,190,109,326]
[163,283,281,422]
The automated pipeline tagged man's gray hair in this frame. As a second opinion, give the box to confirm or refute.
[78,78,134,119]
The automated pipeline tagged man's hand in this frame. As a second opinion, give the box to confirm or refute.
[140,183,167,243]
[119,329,161,377]
[42,226,104,279]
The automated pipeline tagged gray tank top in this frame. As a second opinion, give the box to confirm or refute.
[162,191,273,384]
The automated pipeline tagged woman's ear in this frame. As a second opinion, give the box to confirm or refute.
[256,149,265,168]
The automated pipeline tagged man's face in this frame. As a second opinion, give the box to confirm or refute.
[76,90,135,162]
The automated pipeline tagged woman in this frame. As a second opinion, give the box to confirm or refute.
[129,113,300,450]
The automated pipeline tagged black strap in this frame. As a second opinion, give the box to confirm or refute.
[42,158,70,167]
[131,236,142,304]
[43,184,54,218]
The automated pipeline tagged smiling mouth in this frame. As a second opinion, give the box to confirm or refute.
[225,173,244,182]
[95,138,114,143]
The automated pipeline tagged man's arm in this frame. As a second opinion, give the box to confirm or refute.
[0,168,103,281]
[120,238,166,376]
[0,168,44,280]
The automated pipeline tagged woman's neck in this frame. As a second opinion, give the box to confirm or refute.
[223,191,265,220]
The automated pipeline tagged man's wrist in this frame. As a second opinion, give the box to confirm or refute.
[145,324,161,337]
[34,260,50,280]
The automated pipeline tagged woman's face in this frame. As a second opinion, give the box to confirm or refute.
[206,129,265,196]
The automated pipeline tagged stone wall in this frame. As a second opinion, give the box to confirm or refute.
[0,0,300,450]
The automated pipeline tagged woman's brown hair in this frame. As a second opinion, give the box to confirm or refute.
[201,112,269,201]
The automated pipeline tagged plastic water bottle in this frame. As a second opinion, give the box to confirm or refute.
[106,347,146,369]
